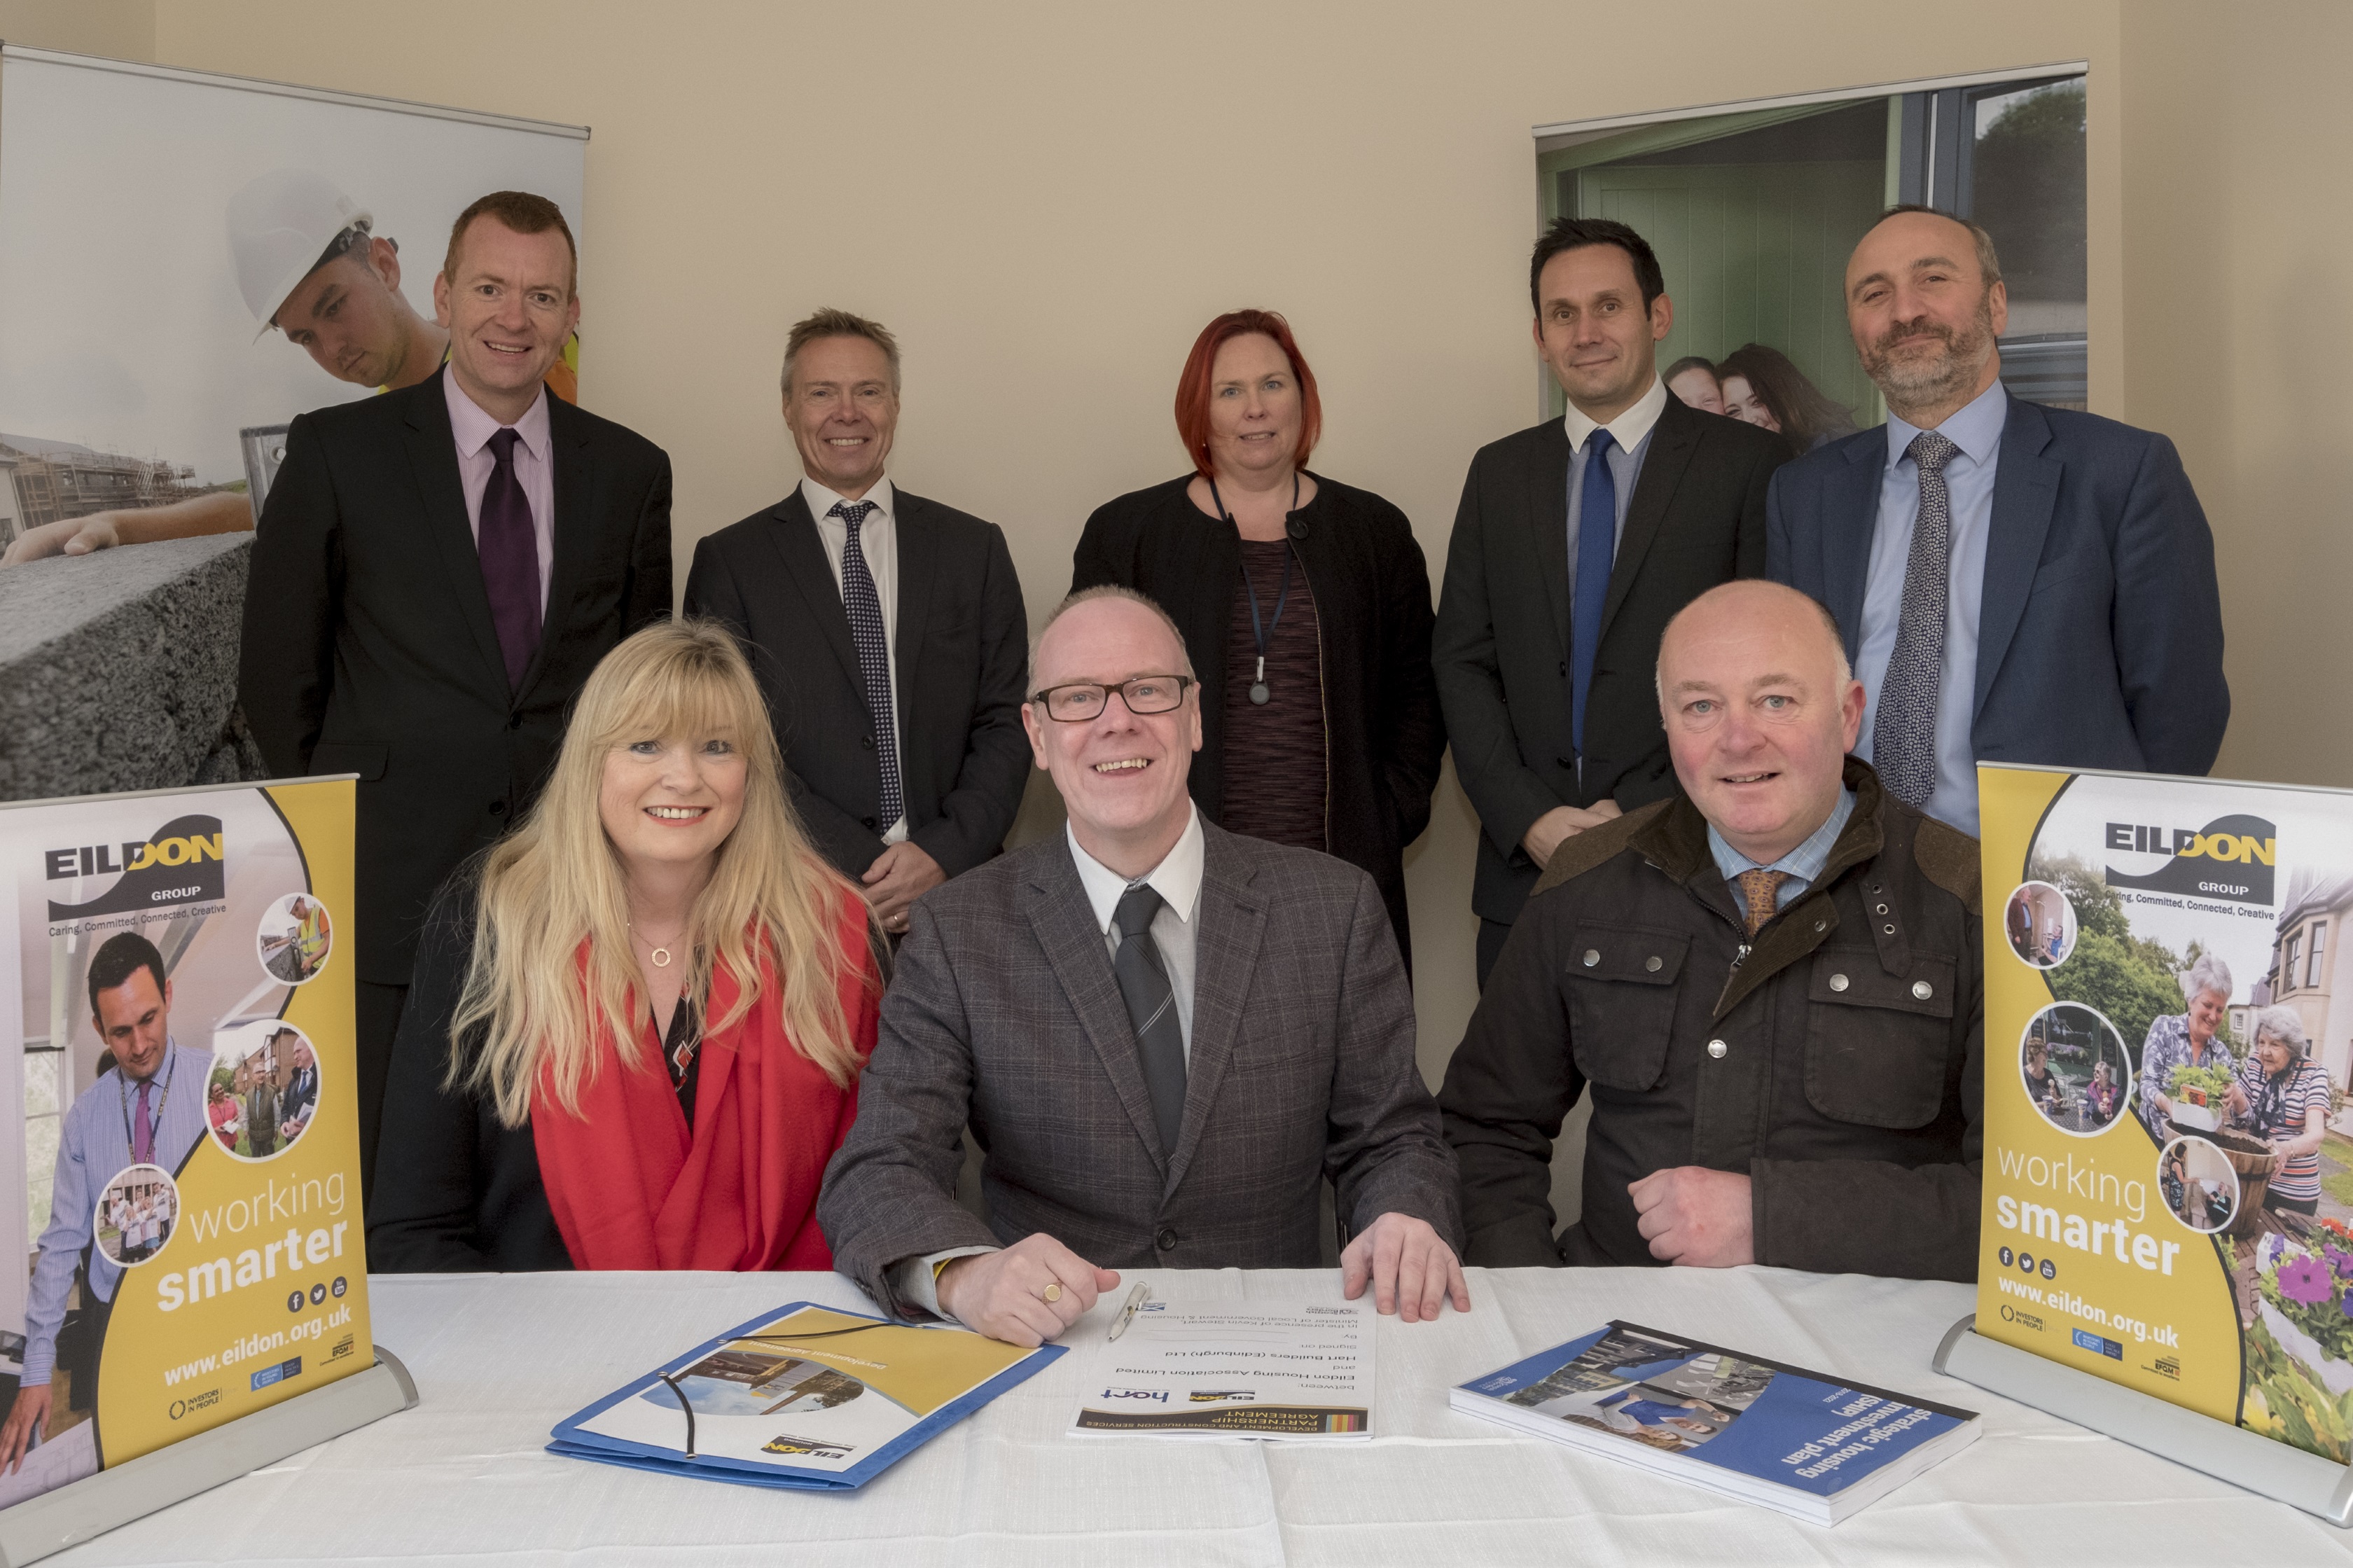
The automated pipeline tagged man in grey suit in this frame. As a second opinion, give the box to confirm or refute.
[818,586,1466,1347]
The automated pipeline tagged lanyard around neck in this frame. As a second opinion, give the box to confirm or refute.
[1212,474,1300,705]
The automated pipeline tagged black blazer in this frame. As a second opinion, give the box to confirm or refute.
[368,879,569,1271]
[1432,393,1785,927]
[683,487,1029,881]
[239,368,672,985]
[1069,474,1444,968]
[1768,397,2228,782]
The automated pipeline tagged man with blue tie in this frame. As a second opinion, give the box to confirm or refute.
[1435,218,1789,985]
[1767,207,2228,833]
[684,310,1030,936]
[0,935,211,1474]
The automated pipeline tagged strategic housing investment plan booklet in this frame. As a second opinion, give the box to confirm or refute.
[1452,1324,1979,1525]
[551,1302,1062,1490]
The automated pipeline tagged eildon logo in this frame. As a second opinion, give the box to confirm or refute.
[2102,813,2276,905]
[44,814,226,919]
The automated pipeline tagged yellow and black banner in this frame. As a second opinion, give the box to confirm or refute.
[1,779,369,1508]
[1976,764,2353,1462]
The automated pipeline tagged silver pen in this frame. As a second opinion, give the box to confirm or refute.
[1106,1281,1152,1340]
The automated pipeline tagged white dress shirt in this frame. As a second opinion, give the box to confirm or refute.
[890,805,1207,1317]
[801,476,907,843]
[443,371,555,616]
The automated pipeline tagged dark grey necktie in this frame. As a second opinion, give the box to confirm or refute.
[829,500,903,831]
[1871,429,1962,808]
[1112,884,1187,1155]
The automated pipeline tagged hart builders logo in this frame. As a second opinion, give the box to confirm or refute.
[2102,812,2275,906]
[43,814,225,919]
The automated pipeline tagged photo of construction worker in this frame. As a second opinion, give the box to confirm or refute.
[256,891,334,985]
[1,169,580,566]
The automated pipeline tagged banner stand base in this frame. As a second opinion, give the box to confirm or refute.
[1935,1316,2352,1527]
[0,1347,418,1567]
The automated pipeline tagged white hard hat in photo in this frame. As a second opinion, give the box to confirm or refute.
[225,169,373,339]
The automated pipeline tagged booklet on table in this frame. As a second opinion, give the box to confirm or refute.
[1450,1321,1979,1525]
[1070,1299,1373,1438]
[550,1300,1062,1490]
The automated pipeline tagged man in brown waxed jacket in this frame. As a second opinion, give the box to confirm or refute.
[1439,579,1983,1283]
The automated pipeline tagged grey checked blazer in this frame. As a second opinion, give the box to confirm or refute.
[817,821,1462,1318]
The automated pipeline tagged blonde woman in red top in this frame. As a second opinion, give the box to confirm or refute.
[369,620,881,1271]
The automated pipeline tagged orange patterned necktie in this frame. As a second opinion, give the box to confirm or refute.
[1735,868,1791,936]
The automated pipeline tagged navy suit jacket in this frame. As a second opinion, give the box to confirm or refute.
[1765,397,2228,780]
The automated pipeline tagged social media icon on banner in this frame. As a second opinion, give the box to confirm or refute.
[1998,1247,2015,1268]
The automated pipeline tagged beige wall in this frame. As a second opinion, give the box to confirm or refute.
[0,0,151,60]
[41,1,2345,1224]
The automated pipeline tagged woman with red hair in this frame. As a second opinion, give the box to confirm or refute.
[1070,310,1443,970]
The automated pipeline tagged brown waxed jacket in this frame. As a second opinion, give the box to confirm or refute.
[1438,758,1983,1282]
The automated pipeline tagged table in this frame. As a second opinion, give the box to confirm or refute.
[51,1266,2353,1565]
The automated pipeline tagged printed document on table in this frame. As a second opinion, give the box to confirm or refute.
[1071,1300,1373,1438]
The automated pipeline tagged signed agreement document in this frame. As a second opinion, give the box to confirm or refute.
[1069,1300,1373,1439]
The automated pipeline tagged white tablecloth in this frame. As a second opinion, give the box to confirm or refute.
[50,1265,2353,1565]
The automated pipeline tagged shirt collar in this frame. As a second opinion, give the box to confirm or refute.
[1067,803,1205,935]
[1562,370,1669,458]
[802,476,895,525]
[443,368,551,463]
[1885,375,2006,471]
[1708,785,1856,884]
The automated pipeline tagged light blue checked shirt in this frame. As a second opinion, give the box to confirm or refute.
[22,1044,212,1387]
[1707,787,1856,915]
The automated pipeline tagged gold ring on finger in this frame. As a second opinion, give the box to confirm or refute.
[1041,1282,1064,1303]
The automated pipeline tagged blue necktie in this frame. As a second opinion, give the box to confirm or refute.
[1570,427,1617,754]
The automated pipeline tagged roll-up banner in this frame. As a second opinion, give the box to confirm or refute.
[1976,764,2353,1466]
[0,779,363,1511]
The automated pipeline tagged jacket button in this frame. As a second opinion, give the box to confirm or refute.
[1582,950,1600,967]
[487,800,506,817]
[861,735,877,750]
[1813,920,1827,933]
[1828,973,1849,992]
[1707,1039,1728,1060]
[861,816,878,830]
[1913,980,1934,1000]
[1644,955,1662,972]
[1556,756,1574,769]
[1155,1228,1179,1251]
[508,713,525,730]
[1558,660,1568,677]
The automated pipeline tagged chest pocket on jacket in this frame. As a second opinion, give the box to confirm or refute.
[1560,926,1690,1092]
[1803,947,1958,1129]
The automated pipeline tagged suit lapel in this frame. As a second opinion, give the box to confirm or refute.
[1163,827,1265,1196]
[1821,435,1885,661]
[1600,394,1698,637]
[1973,398,2063,723]
[518,396,600,701]
[891,490,938,791]
[400,370,509,698]
[1022,844,1170,1168]
[1527,421,1572,655]
[764,490,869,703]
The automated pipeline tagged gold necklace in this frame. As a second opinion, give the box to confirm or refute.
[627,922,683,969]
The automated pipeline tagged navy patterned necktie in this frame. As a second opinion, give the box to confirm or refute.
[1870,429,1962,808]
[479,427,542,692]
[831,500,903,831]
[1112,884,1188,1156]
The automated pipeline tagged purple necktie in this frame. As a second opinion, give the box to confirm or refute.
[479,427,542,691]
[133,1080,153,1165]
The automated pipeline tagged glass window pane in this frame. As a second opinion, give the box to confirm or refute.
[1970,79,2086,407]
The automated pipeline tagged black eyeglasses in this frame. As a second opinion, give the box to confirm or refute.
[1028,675,1194,723]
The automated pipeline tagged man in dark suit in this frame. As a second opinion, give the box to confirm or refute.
[1434,217,1788,985]
[1767,207,2227,837]
[239,190,672,1195]
[818,587,1464,1347]
[683,309,1028,938]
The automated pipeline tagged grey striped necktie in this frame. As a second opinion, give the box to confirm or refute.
[1871,429,1962,808]
[829,500,903,831]
[1112,884,1187,1155]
